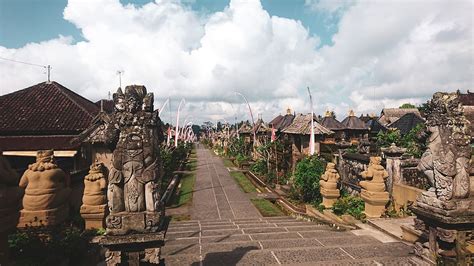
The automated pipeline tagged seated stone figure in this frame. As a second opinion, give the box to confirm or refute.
[81,162,107,229]
[319,163,341,208]
[18,150,70,227]
[360,156,387,192]
[320,163,340,190]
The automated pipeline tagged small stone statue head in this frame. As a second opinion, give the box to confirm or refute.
[113,88,126,112]
[326,162,336,170]
[370,156,382,166]
[142,93,154,112]
[36,150,54,163]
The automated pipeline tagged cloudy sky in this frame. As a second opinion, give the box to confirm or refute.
[0,0,472,124]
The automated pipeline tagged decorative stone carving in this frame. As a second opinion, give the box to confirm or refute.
[360,156,389,218]
[411,92,474,265]
[18,150,70,227]
[81,85,165,265]
[0,155,23,263]
[80,162,107,229]
[319,163,340,208]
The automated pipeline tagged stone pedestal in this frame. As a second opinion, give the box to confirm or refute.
[105,211,163,236]
[361,189,389,218]
[321,188,340,208]
[98,232,164,266]
[81,204,107,229]
[17,203,69,228]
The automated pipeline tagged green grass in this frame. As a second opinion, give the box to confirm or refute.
[223,158,235,168]
[174,173,196,207]
[250,198,284,217]
[230,172,257,193]
[186,159,197,171]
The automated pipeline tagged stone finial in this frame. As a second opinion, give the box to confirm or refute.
[348,109,355,117]
[319,163,340,208]
[359,156,389,218]
[17,150,70,227]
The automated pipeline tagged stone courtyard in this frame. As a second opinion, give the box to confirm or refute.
[162,147,424,265]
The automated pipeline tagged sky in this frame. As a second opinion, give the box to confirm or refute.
[0,0,472,124]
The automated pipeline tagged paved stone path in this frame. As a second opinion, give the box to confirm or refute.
[163,147,424,265]
[190,147,261,220]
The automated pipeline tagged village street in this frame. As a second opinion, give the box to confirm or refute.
[162,147,422,265]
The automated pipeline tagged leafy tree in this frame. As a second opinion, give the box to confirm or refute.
[399,103,416,109]
[293,156,325,203]
[376,129,401,147]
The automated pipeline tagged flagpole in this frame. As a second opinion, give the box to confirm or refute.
[235,92,256,145]
[175,98,185,148]
[307,87,315,156]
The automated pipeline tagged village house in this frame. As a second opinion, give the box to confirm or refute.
[282,113,333,171]
[320,111,345,143]
[386,112,425,135]
[378,107,422,126]
[269,108,295,135]
[340,110,369,143]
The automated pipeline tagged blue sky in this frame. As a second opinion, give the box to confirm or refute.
[0,0,339,48]
[0,0,472,123]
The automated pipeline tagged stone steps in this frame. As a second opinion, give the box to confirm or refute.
[162,216,419,265]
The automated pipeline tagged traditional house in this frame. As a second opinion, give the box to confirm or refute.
[253,118,270,144]
[320,111,345,143]
[0,81,100,209]
[378,108,421,126]
[282,113,333,170]
[387,112,424,135]
[340,110,369,143]
[238,121,254,144]
[366,118,387,139]
[269,108,295,133]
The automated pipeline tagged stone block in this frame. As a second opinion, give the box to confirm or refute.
[105,211,163,235]
[81,204,107,229]
[361,189,389,218]
[17,203,69,228]
[320,188,340,208]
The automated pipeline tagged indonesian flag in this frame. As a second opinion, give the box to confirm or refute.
[271,125,276,143]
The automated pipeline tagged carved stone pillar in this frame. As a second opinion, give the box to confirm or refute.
[360,156,389,218]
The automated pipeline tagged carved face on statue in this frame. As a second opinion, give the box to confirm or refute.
[113,88,126,112]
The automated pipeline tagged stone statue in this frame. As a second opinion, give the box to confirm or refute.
[412,92,473,264]
[80,161,107,229]
[360,156,388,192]
[319,163,340,208]
[359,156,389,218]
[82,85,164,235]
[0,155,23,263]
[18,150,70,227]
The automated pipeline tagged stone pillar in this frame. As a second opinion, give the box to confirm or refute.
[360,156,389,218]
[17,150,70,228]
[0,155,24,264]
[319,163,340,208]
[381,143,406,194]
[80,162,107,229]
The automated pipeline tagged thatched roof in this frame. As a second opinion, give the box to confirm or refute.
[238,122,253,134]
[253,119,270,133]
[341,111,368,130]
[378,108,421,125]
[270,113,295,131]
[387,113,424,135]
[321,112,344,131]
[282,113,333,135]
[366,118,387,133]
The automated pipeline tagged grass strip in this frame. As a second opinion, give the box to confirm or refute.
[175,173,196,207]
[250,198,284,217]
[230,172,257,193]
[223,158,235,168]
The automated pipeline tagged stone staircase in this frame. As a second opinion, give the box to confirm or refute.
[162,216,424,265]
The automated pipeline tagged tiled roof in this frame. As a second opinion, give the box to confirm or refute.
[0,81,99,135]
[378,108,421,125]
[458,91,474,106]
[387,113,425,135]
[282,114,333,135]
[95,99,114,113]
[0,135,80,151]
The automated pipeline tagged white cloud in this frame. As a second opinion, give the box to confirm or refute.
[0,0,472,124]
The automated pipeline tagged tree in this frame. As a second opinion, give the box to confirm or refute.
[399,103,416,109]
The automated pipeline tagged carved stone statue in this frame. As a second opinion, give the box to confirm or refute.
[18,150,70,227]
[0,155,23,263]
[360,156,389,218]
[80,161,107,229]
[319,163,340,208]
[412,92,473,264]
[83,86,164,235]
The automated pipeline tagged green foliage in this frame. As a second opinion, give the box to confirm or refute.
[399,103,416,109]
[250,158,267,175]
[346,145,358,153]
[332,196,366,220]
[235,153,249,167]
[376,129,401,147]
[231,172,257,193]
[376,124,426,158]
[8,225,88,265]
[293,156,325,203]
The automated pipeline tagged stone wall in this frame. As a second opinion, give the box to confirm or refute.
[336,152,369,194]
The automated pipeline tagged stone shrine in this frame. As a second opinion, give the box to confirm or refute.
[360,156,390,218]
[82,85,165,265]
[17,150,70,227]
[0,155,23,263]
[80,161,107,229]
[413,92,473,264]
[319,162,340,208]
